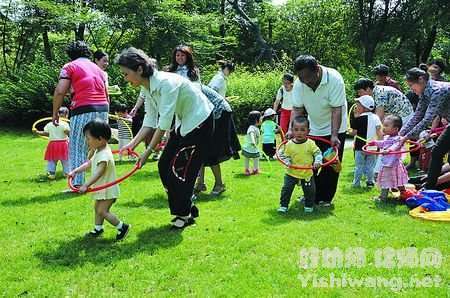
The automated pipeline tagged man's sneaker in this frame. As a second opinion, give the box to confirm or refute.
[86,229,104,238]
[116,223,130,241]
[47,172,56,180]
[304,207,314,213]
[244,169,251,176]
[277,206,288,213]
[252,169,260,175]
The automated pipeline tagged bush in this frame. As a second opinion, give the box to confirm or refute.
[226,69,282,133]
[0,59,139,128]
[0,58,60,127]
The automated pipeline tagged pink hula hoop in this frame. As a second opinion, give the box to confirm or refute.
[68,149,141,193]
[362,140,421,155]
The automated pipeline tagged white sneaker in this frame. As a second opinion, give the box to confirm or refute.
[304,207,314,213]
[277,206,288,213]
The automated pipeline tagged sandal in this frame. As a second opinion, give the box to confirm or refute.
[171,216,195,229]
[193,183,207,194]
[210,184,226,196]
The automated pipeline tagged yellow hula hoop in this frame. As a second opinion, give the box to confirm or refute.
[32,117,70,140]
[226,95,240,101]
[109,114,134,139]
[347,103,356,132]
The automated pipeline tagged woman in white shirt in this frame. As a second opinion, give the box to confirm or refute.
[116,47,214,229]
[273,73,294,134]
[167,46,241,196]
[208,60,235,97]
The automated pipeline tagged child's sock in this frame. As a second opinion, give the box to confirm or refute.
[253,158,259,171]
[95,224,103,231]
[116,221,123,230]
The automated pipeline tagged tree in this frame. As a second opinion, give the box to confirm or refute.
[227,0,276,64]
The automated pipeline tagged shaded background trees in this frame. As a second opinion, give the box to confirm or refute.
[0,0,449,127]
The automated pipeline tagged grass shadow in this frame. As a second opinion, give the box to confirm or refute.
[118,193,168,209]
[371,199,408,217]
[233,173,251,179]
[36,224,183,268]
[1,192,79,207]
[128,169,160,181]
[260,204,335,225]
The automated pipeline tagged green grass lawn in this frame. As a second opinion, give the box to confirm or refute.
[0,128,448,297]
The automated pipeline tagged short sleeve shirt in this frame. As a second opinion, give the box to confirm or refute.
[59,58,108,110]
[90,146,120,200]
[291,66,347,136]
[44,121,70,141]
[261,120,277,143]
[276,86,294,110]
[285,139,321,179]
[372,85,413,119]
[242,125,260,154]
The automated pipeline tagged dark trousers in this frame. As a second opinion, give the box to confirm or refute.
[262,142,276,157]
[280,174,315,208]
[158,115,213,216]
[425,126,450,189]
[312,133,346,203]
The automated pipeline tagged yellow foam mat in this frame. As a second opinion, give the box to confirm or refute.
[409,206,450,222]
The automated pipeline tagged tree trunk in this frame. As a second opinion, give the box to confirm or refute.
[420,25,437,63]
[75,23,85,41]
[220,0,226,39]
[227,0,274,64]
[42,29,52,62]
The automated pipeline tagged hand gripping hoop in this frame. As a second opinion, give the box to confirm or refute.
[276,136,339,170]
[68,149,141,193]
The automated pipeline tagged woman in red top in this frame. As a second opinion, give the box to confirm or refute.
[52,41,109,188]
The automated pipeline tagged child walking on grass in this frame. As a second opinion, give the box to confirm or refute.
[33,107,70,180]
[242,111,262,175]
[261,108,279,160]
[69,119,130,240]
[349,95,382,188]
[367,115,408,201]
[277,116,322,213]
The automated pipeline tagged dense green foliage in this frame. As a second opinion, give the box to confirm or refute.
[0,0,448,126]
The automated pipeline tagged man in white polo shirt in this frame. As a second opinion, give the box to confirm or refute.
[289,55,347,206]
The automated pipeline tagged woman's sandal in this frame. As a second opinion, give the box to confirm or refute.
[171,216,195,229]
[193,183,207,194]
[210,184,226,196]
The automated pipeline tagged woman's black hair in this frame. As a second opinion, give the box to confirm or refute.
[83,119,111,140]
[429,59,446,73]
[406,67,429,82]
[168,45,199,82]
[93,50,107,61]
[247,110,261,126]
[293,55,318,72]
[373,64,390,76]
[282,73,294,83]
[219,60,235,72]
[353,78,375,91]
[115,47,155,78]
[385,115,402,130]
[66,40,92,61]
